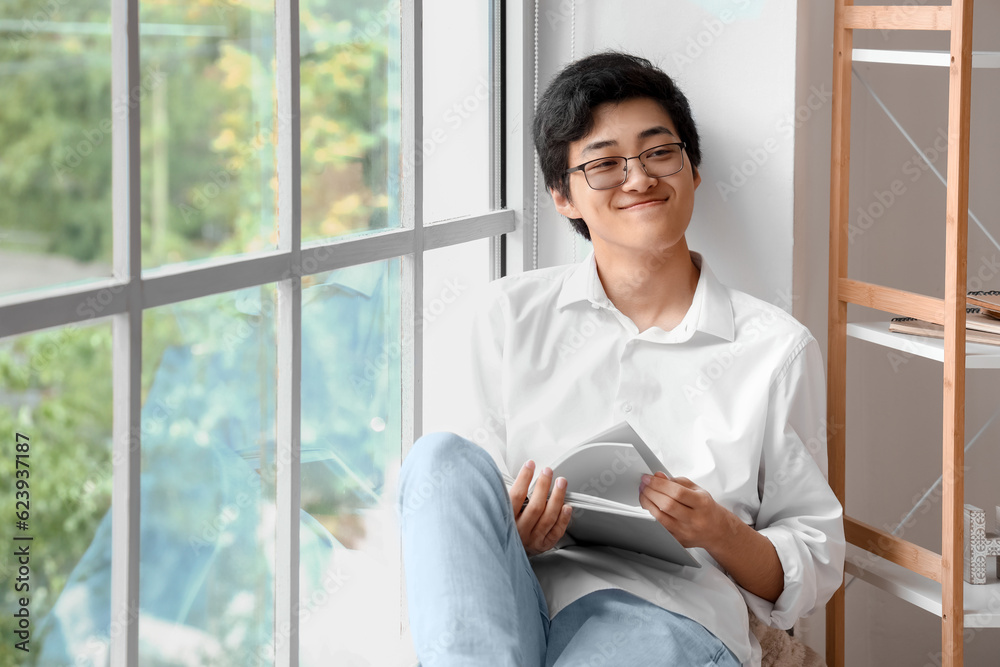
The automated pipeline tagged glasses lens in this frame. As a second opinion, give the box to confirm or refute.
[583,157,627,190]
[641,144,684,178]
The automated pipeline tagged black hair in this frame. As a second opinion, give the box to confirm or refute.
[532,51,702,240]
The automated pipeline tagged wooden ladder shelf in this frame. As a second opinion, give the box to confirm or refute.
[826,1,976,666]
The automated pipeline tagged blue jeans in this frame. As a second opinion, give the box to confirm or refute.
[398,432,741,667]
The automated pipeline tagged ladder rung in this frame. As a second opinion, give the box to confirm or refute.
[846,516,942,582]
[839,279,945,324]
[842,5,952,32]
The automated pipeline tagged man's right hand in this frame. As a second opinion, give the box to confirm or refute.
[508,460,572,557]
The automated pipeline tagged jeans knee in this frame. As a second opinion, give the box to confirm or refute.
[398,432,488,514]
[403,432,480,476]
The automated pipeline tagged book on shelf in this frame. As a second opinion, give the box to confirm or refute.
[503,421,700,568]
[889,291,1000,346]
[967,290,1000,320]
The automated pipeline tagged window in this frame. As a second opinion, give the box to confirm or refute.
[0,0,524,664]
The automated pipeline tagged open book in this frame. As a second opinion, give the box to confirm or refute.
[503,421,700,568]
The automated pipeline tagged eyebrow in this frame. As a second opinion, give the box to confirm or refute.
[580,126,677,156]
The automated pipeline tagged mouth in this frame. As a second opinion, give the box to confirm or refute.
[619,198,667,210]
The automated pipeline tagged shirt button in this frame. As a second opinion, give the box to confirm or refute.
[623,403,633,413]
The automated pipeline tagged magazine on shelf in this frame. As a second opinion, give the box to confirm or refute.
[888,291,1000,346]
[966,291,1000,320]
[503,421,700,567]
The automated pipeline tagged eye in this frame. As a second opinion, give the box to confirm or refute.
[585,158,622,173]
[646,145,679,159]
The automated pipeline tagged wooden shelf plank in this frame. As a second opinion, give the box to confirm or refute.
[847,322,1000,369]
[846,544,1000,628]
[853,49,1000,69]
[839,279,944,324]
[842,5,951,32]
[846,517,941,581]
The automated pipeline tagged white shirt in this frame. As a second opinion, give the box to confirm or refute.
[445,250,845,666]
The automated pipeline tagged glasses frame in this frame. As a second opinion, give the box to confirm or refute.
[564,142,688,191]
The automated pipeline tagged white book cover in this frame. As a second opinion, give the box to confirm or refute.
[504,421,699,568]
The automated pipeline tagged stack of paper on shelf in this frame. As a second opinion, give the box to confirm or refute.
[967,291,1000,319]
[888,291,1000,346]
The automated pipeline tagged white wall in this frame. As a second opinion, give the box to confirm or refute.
[538,0,1000,663]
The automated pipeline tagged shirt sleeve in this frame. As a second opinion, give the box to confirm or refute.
[442,282,511,478]
[743,336,845,629]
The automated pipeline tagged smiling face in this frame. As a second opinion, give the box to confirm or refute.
[551,97,701,259]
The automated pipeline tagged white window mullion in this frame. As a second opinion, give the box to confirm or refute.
[109,0,141,664]
[489,0,504,279]
[503,0,536,275]
[399,0,423,641]
[401,0,424,454]
[275,0,302,664]
[0,211,514,341]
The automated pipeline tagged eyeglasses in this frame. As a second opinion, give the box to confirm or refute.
[565,142,687,190]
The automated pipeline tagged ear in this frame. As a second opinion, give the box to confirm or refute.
[691,164,702,190]
[550,187,583,219]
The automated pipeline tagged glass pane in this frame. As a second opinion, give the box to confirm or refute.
[423,238,491,432]
[423,0,492,223]
[0,324,112,664]
[0,2,113,298]
[139,286,277,664]
[298,259,405,663]
[140,1,276,270]
[300,2,401,242]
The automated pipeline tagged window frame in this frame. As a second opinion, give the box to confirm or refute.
[0,0,538,664]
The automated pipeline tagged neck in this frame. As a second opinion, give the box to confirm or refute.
[593,238,700,333]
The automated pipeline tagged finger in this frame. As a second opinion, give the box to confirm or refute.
[530,477,567,542]
[508,460,535,516]
[541,505,573,551]
[667,476,699,490]
[640,483,690,519]
[639,492,671,527]
[642,475,698,511]
[520,467,552,526]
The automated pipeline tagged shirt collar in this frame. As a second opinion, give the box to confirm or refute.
[556,249,735,342]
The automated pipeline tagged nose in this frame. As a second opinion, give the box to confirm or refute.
[621,156,657,191]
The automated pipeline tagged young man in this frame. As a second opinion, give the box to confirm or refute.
[398,52,844,666]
